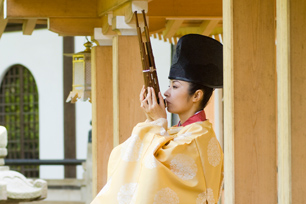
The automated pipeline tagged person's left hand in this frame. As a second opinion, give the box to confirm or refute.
[140,87,167,121]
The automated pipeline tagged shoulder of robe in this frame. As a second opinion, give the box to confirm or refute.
[170,120,216,144]
[133,118,168,133]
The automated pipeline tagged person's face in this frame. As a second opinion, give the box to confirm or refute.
[163,80,193,114]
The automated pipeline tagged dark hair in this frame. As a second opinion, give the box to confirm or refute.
[188,82,214,110]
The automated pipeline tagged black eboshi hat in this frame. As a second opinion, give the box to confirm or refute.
[168,34,223,88]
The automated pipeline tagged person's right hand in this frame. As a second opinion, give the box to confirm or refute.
[140,86,166,121]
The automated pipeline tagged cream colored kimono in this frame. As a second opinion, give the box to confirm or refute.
[91,118,224,204]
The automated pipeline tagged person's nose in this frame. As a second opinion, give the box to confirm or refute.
[164,88,170,97]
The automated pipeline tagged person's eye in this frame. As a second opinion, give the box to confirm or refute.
[173,86,178,89]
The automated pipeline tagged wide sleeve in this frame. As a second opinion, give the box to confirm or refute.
[91,119,223,204]
[106,118,171,179]
[193,126,224,203]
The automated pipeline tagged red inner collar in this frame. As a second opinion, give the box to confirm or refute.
[178,110,206,127]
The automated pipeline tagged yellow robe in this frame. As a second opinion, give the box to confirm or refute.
[91,118,224,204]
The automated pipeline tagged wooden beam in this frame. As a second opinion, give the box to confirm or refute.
[91,46,113,196]
[97,0,129,17]
[101,14,117,35]
[6,0,97,18]
[0,0,7,37]
[199,20,219,36]
[0,14,8,38]
[214,34,220,42]
[0,0,4,15]
[48,18,103,36]
[22,19,37,35]
[4,22,47,32]
[8,19,47,25]
[147,17,166,34]
[124,1,148,24]
[148,0,222,18]
[223,0,277,203]
[290,0,306,203]
[162,20,184,39]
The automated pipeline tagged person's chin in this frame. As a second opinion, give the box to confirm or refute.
[166,106,171,112]
[166,106,174,113]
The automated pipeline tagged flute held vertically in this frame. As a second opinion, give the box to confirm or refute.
[134,10,161,103]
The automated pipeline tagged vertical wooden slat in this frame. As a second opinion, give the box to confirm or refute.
[0,17,8,38]
[91,46,113,196]
[22,19,37,35]
[63,36,76,178]
[163,20,184,39]
[0,1,7,38]
[276,0,291,203]
[290,0,306,203]
[112,36,120,147]
[223,0,277,203]
[223,0,235,202]
[199,20,219,36]
[20,67,25,174]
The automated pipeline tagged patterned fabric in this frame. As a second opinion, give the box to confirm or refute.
[91,118,224,204]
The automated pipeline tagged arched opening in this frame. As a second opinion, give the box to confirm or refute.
[0,64,39,178]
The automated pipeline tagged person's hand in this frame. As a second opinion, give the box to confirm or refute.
[140,86,166,121]
[140,86,153,121]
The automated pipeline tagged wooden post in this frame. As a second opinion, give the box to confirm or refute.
[91,46,113,196]
[223,0,277,203]
[289,0,306,203]
[112,35,146,145]
[92,36,145,196]
[63,36,76,178]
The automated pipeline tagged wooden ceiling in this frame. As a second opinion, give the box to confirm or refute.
[0,0,223,43]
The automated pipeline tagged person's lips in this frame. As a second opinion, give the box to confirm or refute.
[165,100,170,106]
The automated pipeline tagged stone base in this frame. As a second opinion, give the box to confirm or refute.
[0,168,47,201]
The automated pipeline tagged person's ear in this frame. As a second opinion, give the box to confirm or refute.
[193,90,203,103]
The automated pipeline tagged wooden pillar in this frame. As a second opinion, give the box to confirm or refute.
[277,1,306,203]
[112,35,146,145]
[91,46,113,196]
[289,0,306,203]
[92,36,146,196]
[63,36,76,178]
[223,0,277,203]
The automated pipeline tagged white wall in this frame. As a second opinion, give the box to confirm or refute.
[0,29,64,179]
[150,37,172,124]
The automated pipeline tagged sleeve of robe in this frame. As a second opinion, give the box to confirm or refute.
[91,118,224,204]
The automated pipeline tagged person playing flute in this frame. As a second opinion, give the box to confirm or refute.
[91,34,224,204]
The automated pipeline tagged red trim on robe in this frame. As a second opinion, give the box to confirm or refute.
[178,110,206,127]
